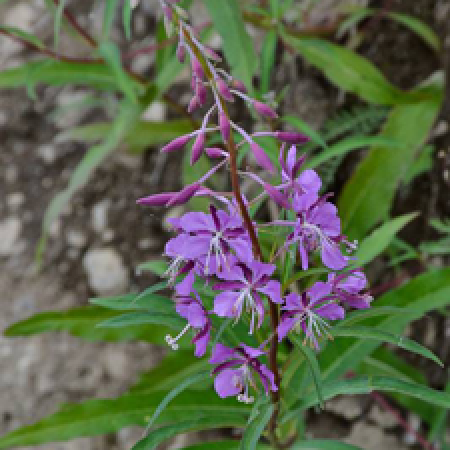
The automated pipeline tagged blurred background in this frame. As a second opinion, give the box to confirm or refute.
[0,0,449,449]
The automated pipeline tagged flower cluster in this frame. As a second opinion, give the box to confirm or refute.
[139,0,372,404]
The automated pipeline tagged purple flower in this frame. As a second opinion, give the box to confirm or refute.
[164,234,195,283]
[173,204,253,274]
[279,145,321,199]
[328,271,373,309]
[277,281,344,348]
[278,194,349,271]
[213,261,282,334]
[166,271,211,357]
[209,343,277,403]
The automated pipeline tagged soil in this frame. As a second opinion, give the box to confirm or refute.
[0,0,449,449]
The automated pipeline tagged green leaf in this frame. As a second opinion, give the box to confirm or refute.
[0,390,251,449]
[0,25,45,49]
[338,72,444,240]
[304,135,401,170]
[330,326,442,367]
[403,144,434,184]
[283,115,327,149]
[388,12,440,51]
[429,217,450,234]
[203,0,257,89]
[289,335,324,407]
[53,0,68,49]
[239,403,274,450]
[260,30,277,94]
[98,41,138,104]
[102,0,119,41]
[351,213,419,267]
[98,311,185,330]
[142,371,212,432]
[284,376,450,422]
[281,32,414,105]
[37,99,144,264]
[134,415,247,449]
[4,306,170,343]
[0,60,140,90]
[292,440,363,450]
[123,0,133,40]
[181,441,241,450]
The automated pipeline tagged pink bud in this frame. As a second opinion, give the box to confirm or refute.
[167,183,201,206]
[231,79,247,94]
[263,183,290,209]
[188,96,200,113]
[191,133,205,165]
[137,192,175,206]
[191,57,204,80]
[204,46,222,62]
[161,134,191,153]
[162,4,172,20]
[216,78,234,102]
[251,142,275,173]
[219,111,230,141]
[253,100,278,119]
[205,147,226,158]
[176,43,185,63]
[196,81,207,105]
[274,131,310,144]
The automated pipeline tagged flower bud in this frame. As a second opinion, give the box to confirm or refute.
[216,78,234,102]
[263,183,290,209]
[205,147,226,158]
[188,96,200,113]
[250,141,275,173]
[176,43,185,63]
[191,57,204,80]
[274,131,310,144]
[204,46,222,62]
[196,81,207,105]
[191,133,205,165]
[219,111,230,141]
[167,183,201,206]
[137,192,175,206]
[161,134,191,153]
[231,79,247,94]
[253,100,278,119]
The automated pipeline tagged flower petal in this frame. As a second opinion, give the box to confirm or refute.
[257,280,282,304]
[214,369,242,398]
[209,343,236,364]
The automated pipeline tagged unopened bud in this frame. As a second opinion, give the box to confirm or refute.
[216,78,234,102]
[167,183,201,206]
[191,133,205,164]
[274,131,310,144]
[219,111,230,141]
[205,147,226,158]
[191,57,204,80]
[188,96,200,113]
[231,79,247,94]
[251,142,275,173]
[176,43,185,63]
[137,192,175,206]
[253,100,278,119]
[204,46,222,62]
[161,134,191,153]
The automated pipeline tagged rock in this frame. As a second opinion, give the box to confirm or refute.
[53,90,91,128]
[37,144,57,164]
[91,199,110,233]
[102,348,130,378]
[66,229,87,248]
[326,395,364,421]
[82,247,129,296]
[368,404,398,429]
[4,166,18,184]
[0,217,22,257]
[142,101,167,122]
[346,421,408,450]
[7,192,25,209]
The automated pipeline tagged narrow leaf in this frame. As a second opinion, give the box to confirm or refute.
[292,440,363,450]
[98,311,184,330]
[123,0,133,40]
[239,403,274,450]
[102,0,119,41]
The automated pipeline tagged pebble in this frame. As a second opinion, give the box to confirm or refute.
[142,101,167,122]
[346,421,407,450]
[0,217,22,257]
[82,247,129,296]
[326,395,363,421]
[368,404,398,429]
[7,192,25,209]
[91,199,110,233]
[66,229,87,248]
[37,144,57,164]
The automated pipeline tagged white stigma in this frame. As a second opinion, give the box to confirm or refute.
[165,323,191,350]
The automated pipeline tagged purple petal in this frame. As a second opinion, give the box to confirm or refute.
[257,280,282,304]
[213,291,240,318]
[209,343,236,364]
[283,292,302,311]
[259,364,278,393]
[164,234,190,258]
[286,145,297,177]
[175,270,195,296]
[308,281,332,305]
[321,239,348,270]
[193,326,210,357]
[214,280,246,290]
[264,183,290,209]
[296,169,321,193]
[315,303,345,320]
[334,271,367,293]
[275,131,310,144]
[178,212,214,232]
[214,369,242,398]
[188,96,200,113]
[248,261,276,281]
[191,57,204,79]
[253,291,265,329]
[239,344,265,359]
[277,316,297,341]
[299,239,309,270]
[293,191,319,213]
[227,238,253,264]
[187,302,207,328]
[250,142,275,173]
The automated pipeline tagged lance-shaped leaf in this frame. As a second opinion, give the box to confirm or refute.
[338,72,444,240]
[292,440,363,450]
[239,402,274,450]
